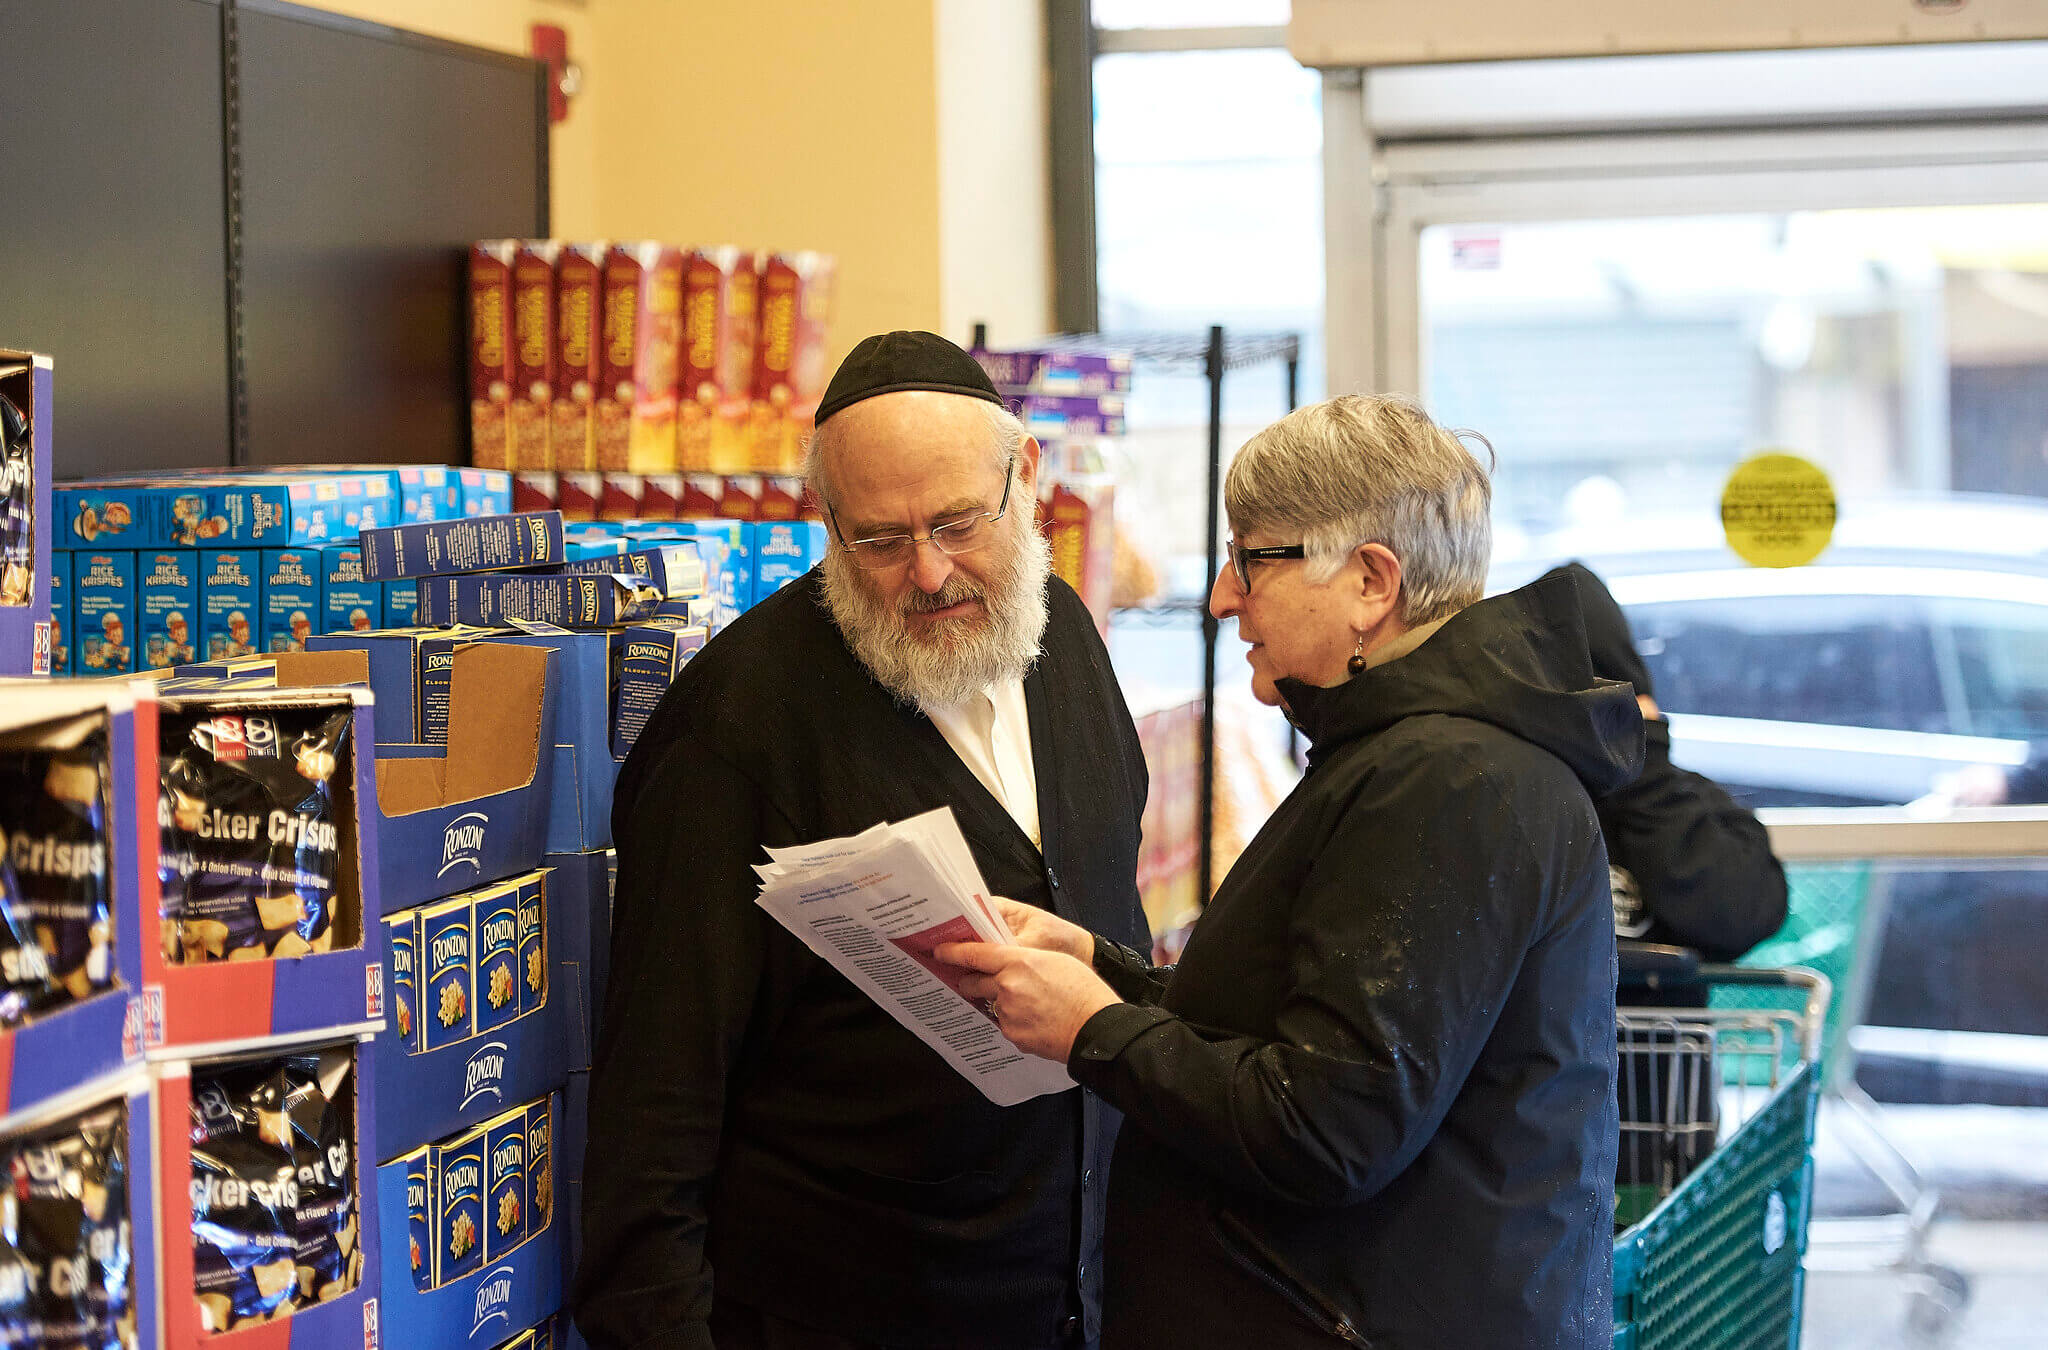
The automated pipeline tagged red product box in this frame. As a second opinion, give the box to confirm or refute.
[468,243,517,471]
[1039,476,1115,635]
[716,475,762,521]
[748,251,836,475]
[598,474,644,522]
[549,243,605,473]
[678,247,758,474]
[555,472,602,523]
[509,242,560,472]
[638,474,684,520]
[512,472,558,515]
[596,243,684,475]
[155,1040,384,1350]
[679,475,723,519]
[761,475,819,523]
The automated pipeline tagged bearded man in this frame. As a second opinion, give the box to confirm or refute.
[574,331,1151,1350]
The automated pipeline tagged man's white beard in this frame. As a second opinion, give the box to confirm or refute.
[820,505,1052,709]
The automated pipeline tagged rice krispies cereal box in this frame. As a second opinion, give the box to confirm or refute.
[404,1144,435,1290]
[48,548,69,674]
[420,896,474,1053]
[511,241,560,471]
[139,548,199,670]
[260,547,321,653]
[516,874,546,1017]
[470,241,518,470]
[551,243,605,472]
[387,910,419,1053]
[597,243,684,474]
[484,1107,528,1257]
[525,1095,552,1237]
[198,548,261,660]
[319,543,380,637]
[74,550,136,673]
[472,882,522,1035]
[436,1124,486,1284]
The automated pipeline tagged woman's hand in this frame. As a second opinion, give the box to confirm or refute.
[936,942,1119,1063]
[990,896,1095,963]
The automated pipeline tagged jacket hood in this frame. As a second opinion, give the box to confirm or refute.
[1278,570,1645,796]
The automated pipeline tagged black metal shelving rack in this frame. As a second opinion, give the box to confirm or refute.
[973,323,1301,907]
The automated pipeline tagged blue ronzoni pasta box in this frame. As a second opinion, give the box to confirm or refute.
[416,572,660,630]
[359,511,566,582]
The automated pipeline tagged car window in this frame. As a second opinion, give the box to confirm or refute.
[1623,593,1945,732]
[1931,597,2048,739]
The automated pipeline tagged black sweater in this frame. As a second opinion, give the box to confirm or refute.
[573,572,1149,1350]
[1070,573,1644,1350]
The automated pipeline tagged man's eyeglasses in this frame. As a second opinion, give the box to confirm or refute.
[1227,538,1308,592]
[827,456,1017,571]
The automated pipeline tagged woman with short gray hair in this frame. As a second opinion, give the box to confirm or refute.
[942,394,1643,1348]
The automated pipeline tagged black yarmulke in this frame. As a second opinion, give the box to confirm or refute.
[814,330,1004,427]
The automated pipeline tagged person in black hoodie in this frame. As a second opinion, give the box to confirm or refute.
[1546,561,1788,966]
[942,395,1645,1349]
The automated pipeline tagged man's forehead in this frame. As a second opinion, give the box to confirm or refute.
[824,393,999,504]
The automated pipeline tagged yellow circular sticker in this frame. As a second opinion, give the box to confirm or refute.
[1720,452,1836,568]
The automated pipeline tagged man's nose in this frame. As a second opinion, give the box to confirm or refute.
[909,538,956,594]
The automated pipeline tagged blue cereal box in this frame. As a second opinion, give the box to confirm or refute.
[436,1125,487,1284]
[485,1107,529,1257]
[260,547,322,653]
[138,549,199,670]
[473,881,523,1035]
[384,579,419,629]
[74,550,136,673]
[420,895,474,1053]
[611,621,706,759]
[526,1096,553,1235]
[47,550,70,675]
[667,520,751,616]
[197,548,262,659]
[516,874,546,1017]
[561,541,707,601]
[400,465,460,522]
[751,520,827,605]
[404,1145,436,1290]
[359,510,566,582]
[459,468,514,517]
[319,543,381,636]
[56,487,147,549]
[388,910,420,1053]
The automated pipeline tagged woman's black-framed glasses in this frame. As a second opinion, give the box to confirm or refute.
[827,455,1017,571]
[1227,538,1307,591]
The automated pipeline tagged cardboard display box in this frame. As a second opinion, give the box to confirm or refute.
[0,682,150,1126]
[545,850,612,1076]
[375,1092,561,1350]
[371,869,566,1159]
[143,670,387,1057]
[154,1039,384,1350]
[0,352,55,675]
[0,1071,160,1350]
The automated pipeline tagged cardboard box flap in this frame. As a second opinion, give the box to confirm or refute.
[272,648,373,689]
[376,756,451,817]
[443,643,547,801]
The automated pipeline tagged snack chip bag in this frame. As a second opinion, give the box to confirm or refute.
[0,729,114,1027]
[189,1050,359,1332]
[158,707,350,964]
[3,1100,134,1349]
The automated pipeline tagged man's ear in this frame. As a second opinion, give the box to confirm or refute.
[1018,435,1042,492]
[1357,543,1404,627]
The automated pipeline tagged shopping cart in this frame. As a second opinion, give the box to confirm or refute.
[1612,945,1831,1350]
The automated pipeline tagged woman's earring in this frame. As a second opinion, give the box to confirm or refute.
[1347,633,1367,676]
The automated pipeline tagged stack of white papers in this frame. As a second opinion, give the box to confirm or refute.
[754,807,1075,1106]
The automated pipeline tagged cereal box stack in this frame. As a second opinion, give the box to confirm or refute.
[47,465,512,668]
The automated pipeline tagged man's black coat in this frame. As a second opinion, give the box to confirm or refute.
[1071,574,1644,1349]
[573,572,1149,1350]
